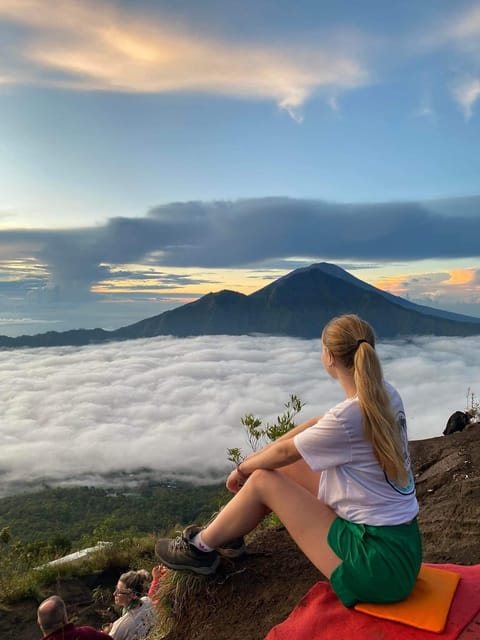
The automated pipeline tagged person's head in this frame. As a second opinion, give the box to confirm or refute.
[37,595,68,636]
[322,314,408,485]
[113,570,149,608]
[321,314,376,379]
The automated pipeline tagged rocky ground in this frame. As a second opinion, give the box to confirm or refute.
[1,426,479,640]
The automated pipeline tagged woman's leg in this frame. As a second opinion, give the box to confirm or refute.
[201,468,341,579]
[279,457,321,495]
[201,457,320,546]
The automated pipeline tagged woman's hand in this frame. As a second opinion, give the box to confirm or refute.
[151,564,168,581]
[226,467,248,493]
[225,438,302,493]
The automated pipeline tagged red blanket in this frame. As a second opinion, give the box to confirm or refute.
[265,564,480,640]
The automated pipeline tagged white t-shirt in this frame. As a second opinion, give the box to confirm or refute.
[294,382,418,526]
[109,597,155,640]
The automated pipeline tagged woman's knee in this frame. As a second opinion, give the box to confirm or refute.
[246,468,283,498]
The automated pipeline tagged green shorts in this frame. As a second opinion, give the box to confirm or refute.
[327,516,422,608]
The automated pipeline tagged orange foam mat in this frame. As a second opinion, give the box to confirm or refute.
[355,564,460,633]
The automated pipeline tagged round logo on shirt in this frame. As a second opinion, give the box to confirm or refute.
[385,411,415,495]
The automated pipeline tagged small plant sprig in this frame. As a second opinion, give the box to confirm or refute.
[465,388,480,420]
[227,394,305,465]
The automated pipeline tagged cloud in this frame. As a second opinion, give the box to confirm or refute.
[1,196,480,304]
[440,4,480,50]
[0,0,369,121]
[412,90,436,122]
[0,316,58,326]
[453,77,480,120]
[418,4,480,118]
[0,333,478,497]
[375,268,480,313]
[96,268,214,287]
[107,197,480,268]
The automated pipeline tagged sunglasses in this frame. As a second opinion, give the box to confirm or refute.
[113,589,132,596]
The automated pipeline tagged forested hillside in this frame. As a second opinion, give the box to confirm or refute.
[0,482,228,552]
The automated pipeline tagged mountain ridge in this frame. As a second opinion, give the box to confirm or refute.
[1,263,480,348]
[309,262,480,324]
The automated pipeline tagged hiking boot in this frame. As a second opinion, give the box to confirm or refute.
[217,535,247,558]
[186,524,247,559]
[155,527,220,575]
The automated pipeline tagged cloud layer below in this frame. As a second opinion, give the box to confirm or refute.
[1,333,478,497]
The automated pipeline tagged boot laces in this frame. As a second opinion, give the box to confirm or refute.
[171,533,191,551]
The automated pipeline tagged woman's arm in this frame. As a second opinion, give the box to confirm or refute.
[243,415,321,460]
[148,565,168,602]
[225,415,322,493]
[273,415,322,441]
[241,437,300,473]
[226,437,301,492]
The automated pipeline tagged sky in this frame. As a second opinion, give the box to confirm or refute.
[1,0,480,336]
[1,334,478,497]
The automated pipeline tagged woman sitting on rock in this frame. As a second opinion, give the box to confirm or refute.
[155,314,422,608]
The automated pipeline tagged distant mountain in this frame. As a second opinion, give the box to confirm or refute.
[0,327,112,349]
[2,263,480,349]
[113,262,480,340]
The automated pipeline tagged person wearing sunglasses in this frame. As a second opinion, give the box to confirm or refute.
[105,570,155,640]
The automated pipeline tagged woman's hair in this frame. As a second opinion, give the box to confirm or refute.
[321,314,408,484]
[119,570,150,597]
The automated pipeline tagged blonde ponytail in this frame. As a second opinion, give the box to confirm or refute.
[322,314,408,485]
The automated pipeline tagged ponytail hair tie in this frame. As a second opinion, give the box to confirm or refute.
[356,338,368,350]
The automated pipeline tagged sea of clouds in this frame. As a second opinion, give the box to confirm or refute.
[1,334,479,497]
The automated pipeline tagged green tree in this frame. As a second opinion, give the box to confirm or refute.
[227,394,305,464]
[0,527,12,545]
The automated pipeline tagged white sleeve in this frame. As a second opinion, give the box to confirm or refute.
[294,411,353,472]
